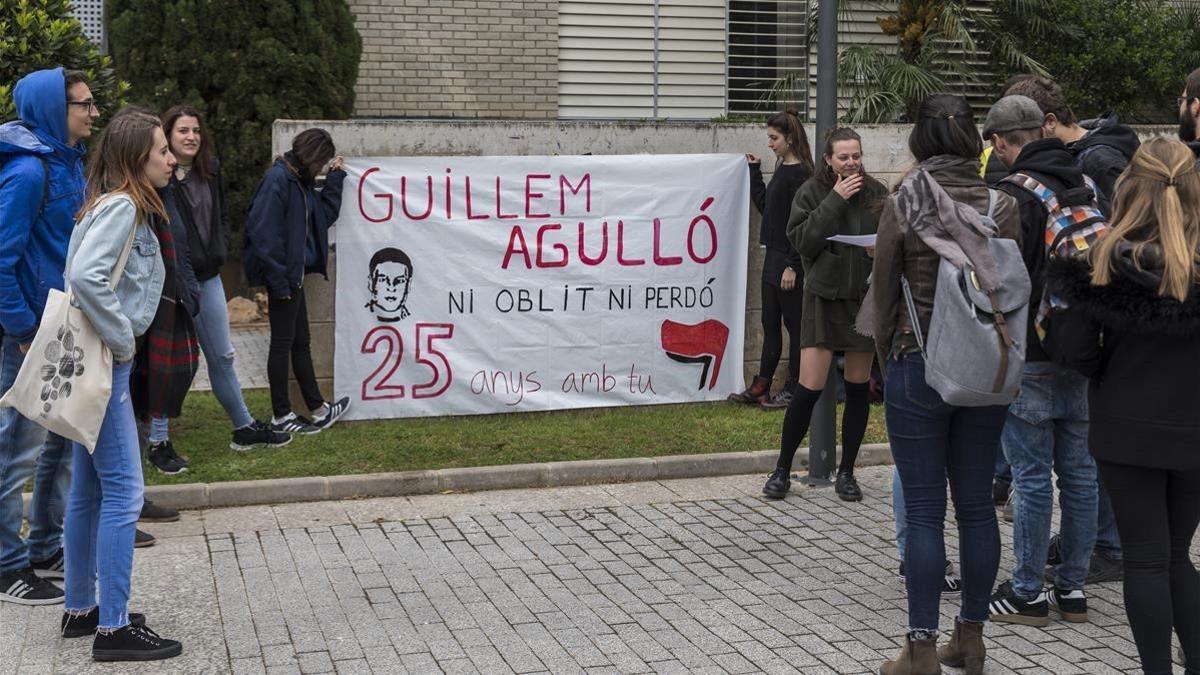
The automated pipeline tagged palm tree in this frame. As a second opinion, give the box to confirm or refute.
[833,0,1076,123]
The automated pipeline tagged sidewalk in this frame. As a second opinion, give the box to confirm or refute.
[192,324,270,392]
[3,465,1173,674]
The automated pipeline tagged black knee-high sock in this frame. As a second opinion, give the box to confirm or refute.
[777,384,824,473]
[839,380,870,475]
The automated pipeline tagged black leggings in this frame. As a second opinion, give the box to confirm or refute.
[758,279,802,381]
[1096,459,1200,675]
[267,288,325,418]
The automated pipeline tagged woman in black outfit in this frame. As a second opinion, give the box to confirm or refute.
[729,109,813,409]
[1047,136,1200,675]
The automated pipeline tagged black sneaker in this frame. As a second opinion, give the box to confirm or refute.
[759,387,793,410]
[92,623,183,662]
[140,500,179,523]
[135,529,156,549]
[310,397,351,432]
[31,548,65,579]
[762,468,790,500]
[0,567,64,605]
[1086,551,1123,584]
[230,420,293,451]
[63,608,147,638]
[147,441,188,475]
[897,560,959,595]
[271,413,320,435]
[1046,533,1063,567]
[1048,586,1088,623]
[992,477,1011,507]
[835,471,863,502]
[989,580,1049,626]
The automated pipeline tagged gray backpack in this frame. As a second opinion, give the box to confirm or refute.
[901,190,1032,407]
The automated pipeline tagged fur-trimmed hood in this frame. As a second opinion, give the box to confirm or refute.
[1045,249,1200,338]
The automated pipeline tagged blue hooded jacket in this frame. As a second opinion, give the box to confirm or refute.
[0,67,87,343]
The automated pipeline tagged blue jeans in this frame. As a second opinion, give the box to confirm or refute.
[1002,361,1097,599]
[886,352,1005,630]
[0,336,72,573]
[1095,483,1122,559]
[64,360,142,630]
[150,276,254,441]
[894,466,906,560]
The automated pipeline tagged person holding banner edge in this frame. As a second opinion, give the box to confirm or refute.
[729,109,813,409]
[243,128,351,435]
[763,127,886,502]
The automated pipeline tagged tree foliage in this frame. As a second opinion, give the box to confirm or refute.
[838,0,1074,123]
[105,0,362,243]
[1003,0,1200,123]
[1,0,128,122]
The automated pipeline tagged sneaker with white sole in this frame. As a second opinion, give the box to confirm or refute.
[0,567,64,605]
[230,420,293,451]
[271,413,320,435]
[310,397,350,432]
[898,559,960,595]
[1048,586,1088,623]
[30,549,65,579]
[989,580,1050,626]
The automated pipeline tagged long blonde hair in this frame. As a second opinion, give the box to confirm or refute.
[78,110,167,224]
[1091,136,1200,301]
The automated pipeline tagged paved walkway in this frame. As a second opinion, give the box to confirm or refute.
[3,466,1181,674]
[193,325,270,391]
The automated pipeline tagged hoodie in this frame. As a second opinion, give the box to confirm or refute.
[0,67,87,343]
[1070,113,1140,212]
[996,137,1095,362]
[1045,247,1200,470]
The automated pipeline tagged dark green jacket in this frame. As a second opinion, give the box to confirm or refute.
[786,175,887,300]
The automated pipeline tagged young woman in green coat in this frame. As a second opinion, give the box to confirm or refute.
[762,127,886,502]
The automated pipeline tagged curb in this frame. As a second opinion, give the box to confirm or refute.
[145,443,893,510]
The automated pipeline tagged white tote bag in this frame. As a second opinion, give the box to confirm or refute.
[0,220,138,452]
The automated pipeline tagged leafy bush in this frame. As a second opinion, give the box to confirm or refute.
[105,0,362,251]
[1004,0,1200,123]
[1,0,128,122]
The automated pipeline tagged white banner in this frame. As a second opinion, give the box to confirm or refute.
[333,154,748,420]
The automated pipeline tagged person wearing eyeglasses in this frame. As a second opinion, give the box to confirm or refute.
[0,67,99,605]
[1179,69,1200,169]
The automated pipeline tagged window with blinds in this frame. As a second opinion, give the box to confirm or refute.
[558,0,726,120]
[726,1,808,118]
[69,0,107,51]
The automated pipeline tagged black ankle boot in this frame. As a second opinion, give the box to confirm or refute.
[762,468,791,499]
[835,472,862,502]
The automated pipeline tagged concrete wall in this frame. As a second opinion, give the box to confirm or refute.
[347,0,558,119]
[270,119,914,399]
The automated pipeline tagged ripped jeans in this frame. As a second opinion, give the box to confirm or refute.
[149,275,253,441]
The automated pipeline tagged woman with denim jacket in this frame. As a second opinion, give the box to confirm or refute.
[60,111,182,661]
[762,127,887,503]
[869,95,1020,675]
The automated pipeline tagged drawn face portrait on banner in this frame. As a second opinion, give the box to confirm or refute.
[365,247,413,322]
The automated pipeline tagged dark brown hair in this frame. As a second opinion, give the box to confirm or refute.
[63,70,88,95]
[1004,75,1076,126]
[79,109,168,223]
[909,94,982,162]
[161,104,212,182]
[765,109,815,174]
[289,128,336,178]
[816,127,865,187]
[1186,67,1200,101]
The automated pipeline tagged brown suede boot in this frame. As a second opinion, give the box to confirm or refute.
[938,618,985,675]
[728,375,771,404]
[880,635,941,675]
